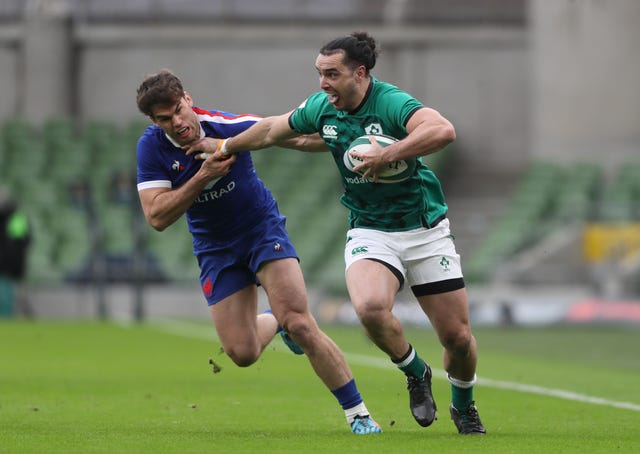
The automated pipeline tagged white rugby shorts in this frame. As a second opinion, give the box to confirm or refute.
[344,218,464,295]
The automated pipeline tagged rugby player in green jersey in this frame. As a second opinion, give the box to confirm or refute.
[185,31,485,435]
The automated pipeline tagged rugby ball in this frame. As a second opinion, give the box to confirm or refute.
[343,134,416,183]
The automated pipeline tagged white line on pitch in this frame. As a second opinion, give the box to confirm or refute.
[148,321,640,413]
[475,377,640,412]
[342,352,640,412]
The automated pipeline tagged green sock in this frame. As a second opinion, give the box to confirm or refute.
[393,345,427,379]
[451,384,473,411]
[449,375,476,411]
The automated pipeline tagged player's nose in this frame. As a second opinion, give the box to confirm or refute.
[319,75,330,89]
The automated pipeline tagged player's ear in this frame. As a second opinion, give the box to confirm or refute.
[184,92,194,106]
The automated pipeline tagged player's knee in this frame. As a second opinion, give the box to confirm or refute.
[226,345,260,367]
[441,329,473,357]
[353,298,389,329]
[281,313,315,345]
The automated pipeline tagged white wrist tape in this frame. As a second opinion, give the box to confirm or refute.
[218,139,229,157]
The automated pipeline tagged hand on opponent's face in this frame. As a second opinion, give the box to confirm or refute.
[181,137,235,181]
[183,137,229,161]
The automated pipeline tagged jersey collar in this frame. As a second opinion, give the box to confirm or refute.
[342,77,375,116]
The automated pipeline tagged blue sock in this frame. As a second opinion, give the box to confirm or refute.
[331,379,363,410]
[264,309,283,333]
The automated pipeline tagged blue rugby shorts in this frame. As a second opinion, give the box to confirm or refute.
[196,213,298,306]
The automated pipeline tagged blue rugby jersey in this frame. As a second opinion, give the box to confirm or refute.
[136,107,278,250]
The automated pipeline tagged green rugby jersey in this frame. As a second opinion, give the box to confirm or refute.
[289,77,448,232]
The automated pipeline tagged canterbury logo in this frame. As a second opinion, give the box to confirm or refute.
[322,124,338,138]
[351,246,368,255]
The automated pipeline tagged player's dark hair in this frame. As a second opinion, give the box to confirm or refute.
[319,31,379,75]
[136,69,185,117]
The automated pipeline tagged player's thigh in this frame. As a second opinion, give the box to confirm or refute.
[257,257,308,317]
[346,258,399,314]
[344,228,403,312]
[209,284,260,347]
[417,287,471,340]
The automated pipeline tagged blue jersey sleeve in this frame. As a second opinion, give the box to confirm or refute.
[136,125,173,189]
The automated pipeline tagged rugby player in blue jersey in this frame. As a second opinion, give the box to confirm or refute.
[135,69,381,434]
[185,32,486,435]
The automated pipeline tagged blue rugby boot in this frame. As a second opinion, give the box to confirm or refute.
[280,331,304,355]
[350,415,382,434]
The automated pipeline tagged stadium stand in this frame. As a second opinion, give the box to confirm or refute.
[464,160,609,284]
[62,0,524,24]
[552,162,602,225]
[0,117,459,295]
[0,118,352,293]
[464,161,565,279]
[598,161,640,222]
[6,116,634,293]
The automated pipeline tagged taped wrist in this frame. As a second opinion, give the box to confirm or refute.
[216,139,229,157]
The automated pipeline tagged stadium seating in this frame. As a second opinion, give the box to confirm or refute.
[598,161,640,222]
[552,162,602,224]
[4,118,633,294]
[464,160,608,283]
[0,118,350,293]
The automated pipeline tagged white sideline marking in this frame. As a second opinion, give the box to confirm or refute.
[475,377,640,412]
[343,353,640,412]
[148,321,640,413]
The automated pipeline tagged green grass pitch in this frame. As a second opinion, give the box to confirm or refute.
[0,320,638,453]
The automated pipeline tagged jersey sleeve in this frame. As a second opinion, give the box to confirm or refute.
[288,93,325,135]
[382,86,424,135]
[136,131,171,190]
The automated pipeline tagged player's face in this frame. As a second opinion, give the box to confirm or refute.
[150,93,200,146]
[315,52,367,112]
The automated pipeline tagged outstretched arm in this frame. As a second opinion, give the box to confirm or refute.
[183,112,326,158]
[279,132,328,153]
[229,112,297,150]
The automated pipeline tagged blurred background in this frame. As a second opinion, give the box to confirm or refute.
[0,0,639,325]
